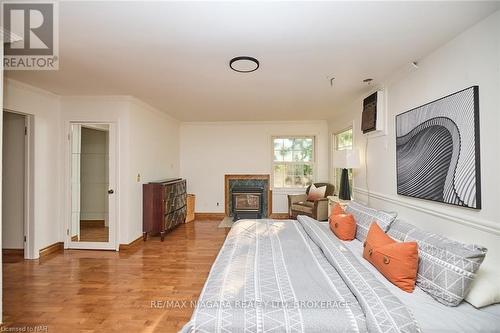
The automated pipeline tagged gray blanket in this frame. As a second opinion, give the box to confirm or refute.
[181,216,420,333]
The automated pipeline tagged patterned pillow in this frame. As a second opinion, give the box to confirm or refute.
[307,184,327,201]
[345,201,397,242]
[388,220,488,306]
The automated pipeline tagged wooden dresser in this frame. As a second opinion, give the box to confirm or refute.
[143,179,187,241]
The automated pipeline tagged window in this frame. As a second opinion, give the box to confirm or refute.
[272,136,315,188]
[333,128,353,194]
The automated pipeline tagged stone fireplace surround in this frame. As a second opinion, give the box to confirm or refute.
[224,174,272,218]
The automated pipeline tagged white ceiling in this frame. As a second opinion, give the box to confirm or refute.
[6,1,499,121]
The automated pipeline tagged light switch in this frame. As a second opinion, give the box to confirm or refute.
[137,173,141,182]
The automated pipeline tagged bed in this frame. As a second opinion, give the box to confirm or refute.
[181,216,500,333]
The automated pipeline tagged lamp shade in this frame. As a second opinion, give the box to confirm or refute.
[332,149,360,169]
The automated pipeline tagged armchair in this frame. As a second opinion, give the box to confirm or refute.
[287,183,335,221]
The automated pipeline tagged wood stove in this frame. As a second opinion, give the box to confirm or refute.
[231,186,264,221]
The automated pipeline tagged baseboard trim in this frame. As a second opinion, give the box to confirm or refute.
[2,249,24,255]
[270,213,290,219]
[195,212,290,220]
[353,187,500,235]
[195,212,226,220]
[39,242,64,257]
[80,220,105,227]
[119,235,144,251]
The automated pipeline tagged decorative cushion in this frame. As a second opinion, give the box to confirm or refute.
[465,266,500,308]
[363,223,419,293]
[331,203,345,216]
[329,213,356,241]
[307,183,327,201]
[345,201,397,242]
[388,220,487,306]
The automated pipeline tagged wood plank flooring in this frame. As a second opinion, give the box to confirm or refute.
[79,224,109,242]
[1,220,229,333]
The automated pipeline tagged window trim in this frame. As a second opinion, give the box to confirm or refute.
[271,135,316,190]
[333,126,354,150]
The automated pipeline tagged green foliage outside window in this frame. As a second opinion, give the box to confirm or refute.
[273,137,314,188]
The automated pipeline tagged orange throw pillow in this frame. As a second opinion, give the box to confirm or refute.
[363,223,419,293]
[331,203,345,216]
[329,213,356,241]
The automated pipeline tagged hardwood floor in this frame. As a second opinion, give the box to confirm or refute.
[2,220,229,333]
[79,222,109,242]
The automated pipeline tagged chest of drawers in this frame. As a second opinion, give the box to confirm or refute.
[143,179,187,241]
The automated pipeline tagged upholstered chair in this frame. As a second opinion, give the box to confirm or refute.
[287,183,334,221]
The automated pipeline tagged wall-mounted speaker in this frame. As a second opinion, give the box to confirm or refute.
[362,90,386,136]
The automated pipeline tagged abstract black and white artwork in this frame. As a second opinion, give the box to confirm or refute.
[396,86,481,209]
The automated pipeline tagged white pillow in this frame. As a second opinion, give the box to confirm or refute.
[465,266,500,308]
[307,184,327,201]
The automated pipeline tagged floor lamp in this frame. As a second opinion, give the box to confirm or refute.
[332,149,360,200]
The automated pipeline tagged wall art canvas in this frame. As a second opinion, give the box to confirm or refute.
[396,86,481,209]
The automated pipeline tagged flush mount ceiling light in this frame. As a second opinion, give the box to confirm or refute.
[230,56,259,73]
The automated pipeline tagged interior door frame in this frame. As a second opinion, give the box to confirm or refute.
[2,109,35,259]
[64,121,118,250]
[24,113,35,259]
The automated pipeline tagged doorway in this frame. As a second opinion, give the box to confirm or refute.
[67,123,117,250]
[2,112,26,257]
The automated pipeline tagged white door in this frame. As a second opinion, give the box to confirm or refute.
[68,123,117,250]
[70,124,81,242]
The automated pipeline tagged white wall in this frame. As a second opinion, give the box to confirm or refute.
[328,11,500,268]
[61,96,180,244]
[2,112,25,249]
[180,121,329,214]
[1,82,182,252]
[80,127,109,222]
[126,98,180,242]
[4,79,62,259]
